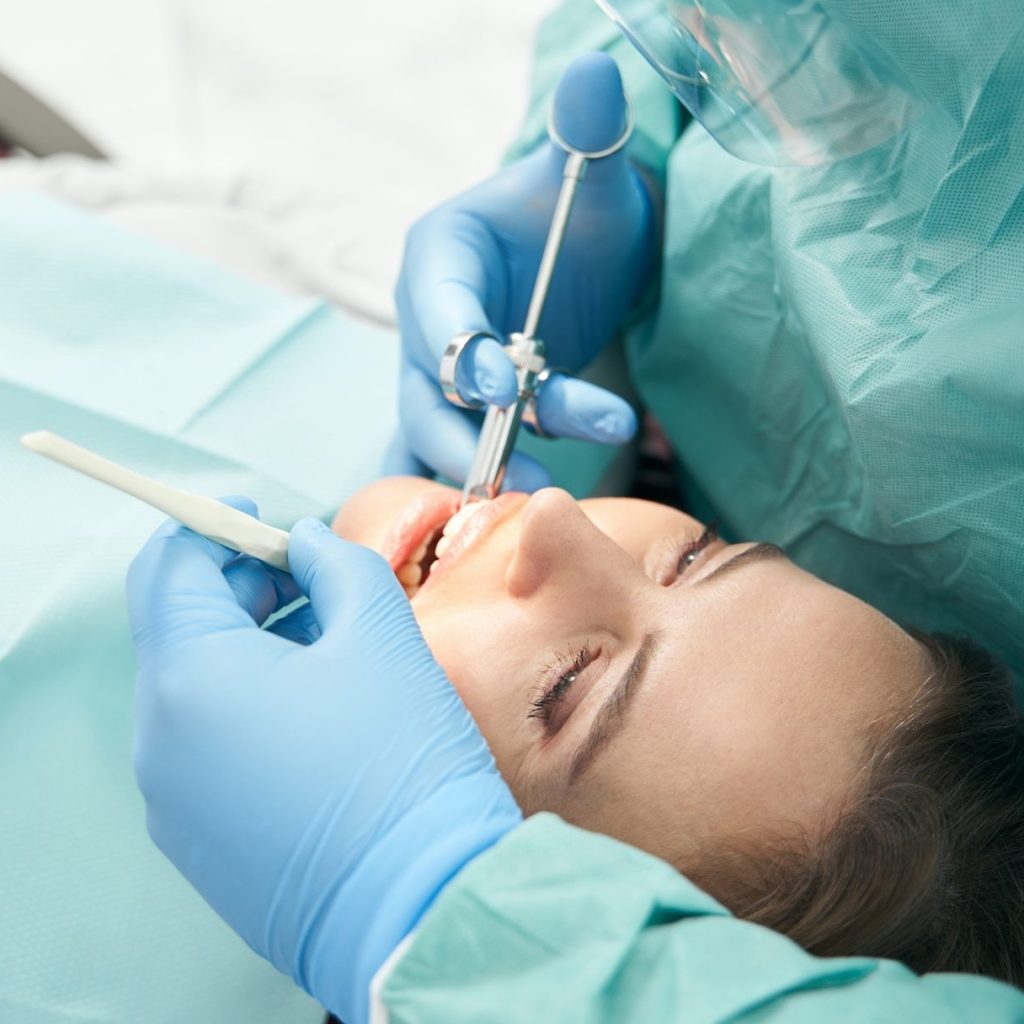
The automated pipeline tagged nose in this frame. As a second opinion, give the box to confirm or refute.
[504,488,640,600]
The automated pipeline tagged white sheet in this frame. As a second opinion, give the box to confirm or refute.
[0,0,556,320]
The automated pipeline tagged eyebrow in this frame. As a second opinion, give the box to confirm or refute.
[568,631,660,784]
[567,541,787,784]
[696,541,786,586]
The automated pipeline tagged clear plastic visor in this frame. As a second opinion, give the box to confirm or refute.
[591,0,927,166]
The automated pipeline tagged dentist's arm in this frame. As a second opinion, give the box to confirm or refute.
[126,499,521,1024]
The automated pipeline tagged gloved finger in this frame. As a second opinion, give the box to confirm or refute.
[126,495,263,647]
[381,433,431,478]
[454,333,517,409]
[400,362,552,492]
[287,519,410,640]
[550,53,632,191]
[265,602,321,646]
[223,556,302,627]
[533,374,638,444]
[501,448,554,494]
[398,207,510,374]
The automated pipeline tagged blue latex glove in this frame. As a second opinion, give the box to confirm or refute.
[394,52,657,491]
[127,499,522,1024]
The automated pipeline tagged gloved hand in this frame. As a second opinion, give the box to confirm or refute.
[127,499,522,1024]
[394,52,657,491]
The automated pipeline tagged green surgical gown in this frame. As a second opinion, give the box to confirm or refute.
[512,0,1024,695]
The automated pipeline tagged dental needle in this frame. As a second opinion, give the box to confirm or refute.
[457,100,634,507]
[20,431,291,572]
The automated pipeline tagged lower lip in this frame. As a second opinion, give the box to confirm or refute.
[420,491,526,591]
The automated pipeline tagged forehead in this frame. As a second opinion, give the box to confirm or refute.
[579,496,686,527]
[658,555,917,732]
[580,556,924,852]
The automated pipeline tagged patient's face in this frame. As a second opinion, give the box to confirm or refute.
[334,478,925,868]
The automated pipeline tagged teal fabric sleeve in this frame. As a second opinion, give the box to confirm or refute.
[383,814,1024,1022]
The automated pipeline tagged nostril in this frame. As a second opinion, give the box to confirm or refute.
[505,489,592,599]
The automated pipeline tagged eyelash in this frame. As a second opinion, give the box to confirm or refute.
[675,522,719,578]
[528,523,720,726]
[529,643,594,725]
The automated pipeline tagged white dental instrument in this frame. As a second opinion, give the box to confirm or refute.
[439,99,634,507]
[20,430,291,572]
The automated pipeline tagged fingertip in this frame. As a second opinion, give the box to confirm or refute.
[288,518,382,585]
[535,377,638,445]
[288,515,332,553]
[592,403,638,444]
[400,366,481,485]
[553,53,628,154]
[463,336,517,407]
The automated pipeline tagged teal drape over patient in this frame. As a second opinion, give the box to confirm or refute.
[509,0,1024,693]
[0,192,399,1023]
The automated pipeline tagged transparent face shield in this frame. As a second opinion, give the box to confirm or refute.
[591,0,927,165]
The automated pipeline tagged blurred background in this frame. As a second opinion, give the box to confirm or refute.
[0,0,556,321]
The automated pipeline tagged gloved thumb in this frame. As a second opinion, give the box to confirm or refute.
[550,53,631,186]
[288,518,412,639]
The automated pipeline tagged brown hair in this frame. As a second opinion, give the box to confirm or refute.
[699,632,1024,985]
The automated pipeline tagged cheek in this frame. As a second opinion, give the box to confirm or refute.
[413,600,542,796]
[413,602,511,731]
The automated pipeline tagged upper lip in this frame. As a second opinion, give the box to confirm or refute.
[420,491,527,590]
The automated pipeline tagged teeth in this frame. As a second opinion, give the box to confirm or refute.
[442,501,489,539]
[396,503,491,593]
[397,563,422,587]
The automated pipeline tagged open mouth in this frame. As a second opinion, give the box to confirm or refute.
[393,500,495,599]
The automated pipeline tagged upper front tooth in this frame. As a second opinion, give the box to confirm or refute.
[442,501,489,538]
[441,506,474,538]
[434,534,453,561]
